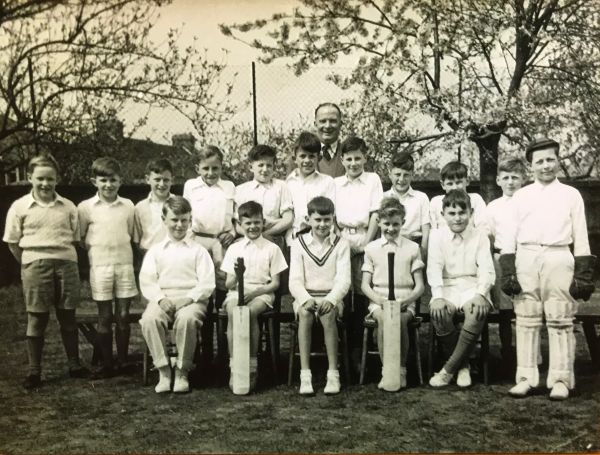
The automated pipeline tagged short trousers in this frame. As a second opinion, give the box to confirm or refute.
[89,263,138,301]
[21,259,80,313]
[367,287,416,316]
[292,291,344,316]
[223,287,274,310]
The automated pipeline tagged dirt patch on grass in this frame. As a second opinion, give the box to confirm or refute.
[0,285,599,453]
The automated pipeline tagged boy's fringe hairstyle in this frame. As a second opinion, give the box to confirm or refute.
[391,151,414,171]
[195,145,223,163]
[498,157,527,176]
[248,144,277,162]
[238,200,263,220]
[162,195,191,217]
[440,161,468,181]
[379,196,406,220]
[294,131,321,155]
[340,136,368,156]
[92,156,121,177]
[28,154,60,174]
[442,189,472,211]
[146,158,174,175]
[307,196,335,216]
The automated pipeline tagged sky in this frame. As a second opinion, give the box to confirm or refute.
[123,0,355,144]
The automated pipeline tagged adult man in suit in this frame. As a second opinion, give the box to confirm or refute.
[314,103,345,178]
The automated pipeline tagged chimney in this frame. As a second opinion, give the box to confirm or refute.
[172,133,196,155]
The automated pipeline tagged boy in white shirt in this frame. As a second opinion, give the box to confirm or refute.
[78,157,138,378]
[235,144,293,251]
[384,151,431,258]
[430,161,486,230]
[289,196,351,395]
[139,196,215,393]
[286,132,336,243]
[134,158,174,255]
[500,137,596,400]
[221,201,288,392]
[427,190,495,388]
[485,158,527,365]
[334,136,383,373]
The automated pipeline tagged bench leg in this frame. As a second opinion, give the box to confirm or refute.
[268,318,279,385]
[359,327,369,385]
[413,326,423,386]
[287,324,297,386]
[582,321,600,370]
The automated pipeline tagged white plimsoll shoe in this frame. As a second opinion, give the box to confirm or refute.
[509,380,532,397]
[299,370,314,395]
[155,367,171,394]
[549,381,569,401]
[324,370,341,395]
[173,368,189,393]
[429,368,453,387]
[456,367,472,388]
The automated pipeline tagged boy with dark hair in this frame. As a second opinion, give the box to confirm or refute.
[286,131,336,243]
[289,196,351,395]
[385,151,431,257]
[221,200,288,392]
[4,154,88,388]
[429,161,486,230]
[78,156,137,378]
[427,190,495,388]
[139,196,215,393]
[134,158,174,254]
[235,144,293,249]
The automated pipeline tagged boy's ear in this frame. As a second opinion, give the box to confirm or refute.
[145,174,151,184]
[90,177,97,186]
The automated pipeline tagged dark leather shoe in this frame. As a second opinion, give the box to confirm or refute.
[22,374,41,390]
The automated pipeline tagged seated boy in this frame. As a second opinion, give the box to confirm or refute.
[361,197,425,390]
[384,151,430,258]
[427,190,495,387]
[285,131,336,243]
[78,157,138,378]
[484,158,527,364]
[139,196,215,393]
[429,161,486,230]
[134,158,174,255]
[221,201,288,391]
[235,144,293,251]
[289,196,351,395]
[3,154,88,388]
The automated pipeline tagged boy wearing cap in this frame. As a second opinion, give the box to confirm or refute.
[500,137,596,400]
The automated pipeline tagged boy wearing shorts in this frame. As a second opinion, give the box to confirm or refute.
[4,154,88,388]
[78,157,138,378]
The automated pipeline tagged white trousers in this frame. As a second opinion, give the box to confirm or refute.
[140,302,207,371]
[514,245,577,389]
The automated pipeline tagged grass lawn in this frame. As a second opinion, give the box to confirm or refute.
[0,284,599,454]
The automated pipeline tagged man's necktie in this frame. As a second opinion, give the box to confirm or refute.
[322,144,332,161]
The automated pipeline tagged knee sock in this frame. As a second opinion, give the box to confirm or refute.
[438,330,459,363]
[115,325,130,364]
[26,336,44,376]
[60,328,81,369]
[444,328,480,375]
[97,331,113,369]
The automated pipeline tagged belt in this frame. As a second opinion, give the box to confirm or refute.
[519,243,568,249]
[193,231,218,239]
[340,226,367,235]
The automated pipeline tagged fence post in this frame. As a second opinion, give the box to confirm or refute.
[252,61,258,146]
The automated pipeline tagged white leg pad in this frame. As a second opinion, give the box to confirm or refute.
[544,297,577,390]
[514,297,543,387]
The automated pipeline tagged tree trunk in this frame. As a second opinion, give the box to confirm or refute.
[472,131,502,203]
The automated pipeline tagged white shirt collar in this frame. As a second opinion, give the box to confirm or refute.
[304,231,336,246]
[339,172,367,186]
[91,194,123,206]
[160,232,195,249]
[26,192,65,208]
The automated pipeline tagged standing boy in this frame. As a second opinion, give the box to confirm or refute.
[361,197,425,390]
[139,196,215,393]
[221,201,288,391]
[500,138,596,400]
[134,158,174,255]
[4,154,88,388]
[427,190,495,388]
[78,157,138,378]
[289,196,351,395]
[484,158,527,365]
[384,151,431,258]
[429,161,486,230]
[334,136,383,371]
[235,144,293,251]
[286,131,336,243]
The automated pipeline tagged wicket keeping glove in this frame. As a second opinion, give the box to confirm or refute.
[499,254,522,296]
[569,255,597,301]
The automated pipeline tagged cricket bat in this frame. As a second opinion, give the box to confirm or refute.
[381,251,402,392]
[232,257,251,395]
